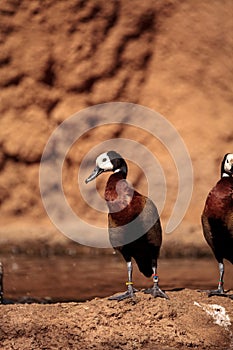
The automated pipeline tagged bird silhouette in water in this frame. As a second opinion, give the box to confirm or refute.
[201,153,233,298]
[85,151,168,301]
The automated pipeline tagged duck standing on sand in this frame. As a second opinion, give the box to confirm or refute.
[85,151,168,301]
[201,153,233,298]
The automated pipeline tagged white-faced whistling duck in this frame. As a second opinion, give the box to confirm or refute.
[201,153,233,298]
[85,151,168,301]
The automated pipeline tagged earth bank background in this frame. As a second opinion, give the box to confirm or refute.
[0,1,233,349]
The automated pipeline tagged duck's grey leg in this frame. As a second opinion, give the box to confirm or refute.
[108,261,137,301]
[144,259,169,299]
[208,262,227,297]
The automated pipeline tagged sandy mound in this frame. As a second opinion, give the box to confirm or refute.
[1,290,233,350]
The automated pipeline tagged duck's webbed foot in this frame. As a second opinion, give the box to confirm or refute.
[144,285,169,299]
[208,285,224,297]
[144,273,169,299]
[207,286,233,298]
[108,284,138,301]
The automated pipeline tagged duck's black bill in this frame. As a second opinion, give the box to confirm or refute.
[85,166,104,184]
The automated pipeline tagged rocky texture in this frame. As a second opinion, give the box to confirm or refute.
[0,0,232,236]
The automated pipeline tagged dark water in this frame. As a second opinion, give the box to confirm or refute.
[1,254,233,303]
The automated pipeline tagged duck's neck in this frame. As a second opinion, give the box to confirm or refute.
[106,171,125,189]
[104,171,127,203]
[104,171,135,215]
[114,163,127,179]
[221,172,230,178]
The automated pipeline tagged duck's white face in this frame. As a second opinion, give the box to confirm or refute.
[224,153,233,174]
[85,151,124,184]
[96,152,113,171]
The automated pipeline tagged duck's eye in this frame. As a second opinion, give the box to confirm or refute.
[102,158,107,162]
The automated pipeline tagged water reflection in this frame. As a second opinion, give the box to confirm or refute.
[2,254,233,302]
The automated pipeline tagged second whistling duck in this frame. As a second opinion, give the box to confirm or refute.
[85,151,168,301]
[201,153,233,298]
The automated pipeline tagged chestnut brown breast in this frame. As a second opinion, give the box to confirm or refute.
[202,177,233,263]
[105,173,147,226]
